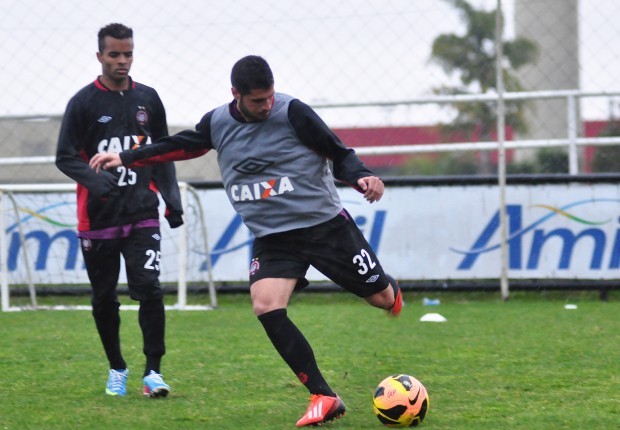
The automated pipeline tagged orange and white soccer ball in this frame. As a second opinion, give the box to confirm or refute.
[372,374,429,427]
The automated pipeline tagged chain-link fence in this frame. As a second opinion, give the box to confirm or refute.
[2,0,620,182]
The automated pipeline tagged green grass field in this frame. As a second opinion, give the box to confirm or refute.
[1,290,618,430]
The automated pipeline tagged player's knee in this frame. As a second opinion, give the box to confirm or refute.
[251,294,289,316]
[250,279,293,316]
[128,283,163,302]
[252,300,275,316]
[366,286,394,309]
[91,295,120,318]
[91,288,118,307]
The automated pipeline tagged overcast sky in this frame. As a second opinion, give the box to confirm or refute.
[1,0,619,127]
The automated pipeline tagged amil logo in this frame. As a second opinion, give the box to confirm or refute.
[5,201,80,271]
[451,199,620,271]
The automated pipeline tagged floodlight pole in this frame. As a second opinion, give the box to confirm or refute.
[496,0,510,301]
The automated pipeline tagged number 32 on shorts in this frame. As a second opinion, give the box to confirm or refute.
[353,249,377,275]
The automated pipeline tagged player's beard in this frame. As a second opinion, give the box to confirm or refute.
[238,100,270,122]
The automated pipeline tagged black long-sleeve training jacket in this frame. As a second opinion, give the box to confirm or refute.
[56,77,183,231]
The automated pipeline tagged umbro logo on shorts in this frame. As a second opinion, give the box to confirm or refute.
[366,274,380,283]
[152,234,161,240]
[97,115,112,123]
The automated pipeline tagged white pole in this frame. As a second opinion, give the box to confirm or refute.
[0,191,9,311]
[567,94,579,174]
[176,182,188,308]
[496,0,510,300]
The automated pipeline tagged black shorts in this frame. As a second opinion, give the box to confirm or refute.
[81,226,163,302]
[249,209,389,298]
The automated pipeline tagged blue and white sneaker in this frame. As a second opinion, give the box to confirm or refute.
[143,370,171,398]
[105,368,128,396]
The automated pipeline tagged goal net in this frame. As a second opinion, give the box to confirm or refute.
[0,183,217,312]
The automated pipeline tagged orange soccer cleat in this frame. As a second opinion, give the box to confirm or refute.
[296,394,346,427]
[386,275,403,317]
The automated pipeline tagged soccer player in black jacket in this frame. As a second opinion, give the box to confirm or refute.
[56,23,182,398]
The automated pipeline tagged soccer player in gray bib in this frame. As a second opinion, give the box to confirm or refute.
[90,55,403,427]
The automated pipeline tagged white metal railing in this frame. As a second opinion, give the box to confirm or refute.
[313,89,620,175]
[0,156,55,166]
[1,90,620,174]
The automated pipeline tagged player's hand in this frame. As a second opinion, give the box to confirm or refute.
[90,153,122,172]
[357,176,384,203]
[165,210,184,229]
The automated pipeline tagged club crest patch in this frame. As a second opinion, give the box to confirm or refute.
[81,238,92,252]
[136,108,148,126]
[249,258,260,275]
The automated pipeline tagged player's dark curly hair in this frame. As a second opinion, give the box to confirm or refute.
[231,55,274,95]
[98,23,133,53]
